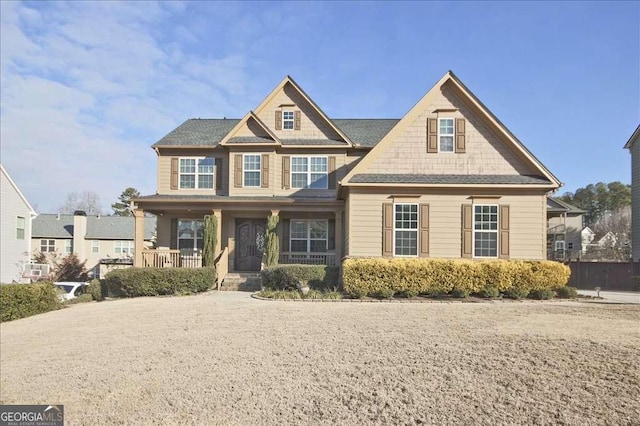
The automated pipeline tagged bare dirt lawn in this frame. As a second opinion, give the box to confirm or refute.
[1,293,639,425]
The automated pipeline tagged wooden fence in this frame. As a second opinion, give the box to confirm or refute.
[567,261,639,291]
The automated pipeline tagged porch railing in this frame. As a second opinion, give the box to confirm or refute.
[547,223,566,234]
[279,252,337,266]
[142,249,202,268]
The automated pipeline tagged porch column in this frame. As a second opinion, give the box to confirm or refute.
[334,210,343,265]
[133,209,145,267]
[213,209,222,257]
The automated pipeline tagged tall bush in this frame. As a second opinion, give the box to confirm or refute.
[265,214,280,267]
[202,214,218,267]
[0,283,62,322]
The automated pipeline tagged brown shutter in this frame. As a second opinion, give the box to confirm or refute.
[328,156,336,189]
[170,158,179,190]
[499,205,510,259]
[328,219,335,251]
[427,118,438,153]
[282,156,290,189]
[215,158,223,190]
[281,219,290,252]
[234,154,243,188]
[294,110,301,130]
[419,204,430,257]
[170,219,178,249]
[261,154,269,188]
[462,204,473,258]
[383,203,393,257]
[275,111,282,130]
[455,118,466,153]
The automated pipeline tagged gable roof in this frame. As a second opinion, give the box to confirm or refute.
[623,124,640,149]
[547,197,585,214]
[32,214,156,240]
[1,164,37,216]
[342,71,562,188]
[220,111,281,146]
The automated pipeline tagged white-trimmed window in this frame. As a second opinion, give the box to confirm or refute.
[474,205,498,257]
[41,239,55,252]
[243,154,261,187]
[290,220,328,253]
[65,240,73,254]
[394,204,418,256]
[291,156,328,189]
[438,118,455,152]
[16,216,25,239]
[283,111,295,130]
[179,157,214,189]
[91,240,100,253]
[115,241,134,255]
[178,220,203,252]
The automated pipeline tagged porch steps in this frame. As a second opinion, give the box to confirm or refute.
[220,273,262,292]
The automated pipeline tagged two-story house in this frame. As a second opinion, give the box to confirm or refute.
[132,71,561,283]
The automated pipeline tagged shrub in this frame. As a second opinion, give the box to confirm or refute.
[303,289,323,300]
[528,289,555,300]
[261,265,340,291]
[505,287,530,300]
[451,287,470,298]
[65,294,94,305]
[88,279,103,301]
[479,287,500,299]
[373,288,395,299]
[104,267,216,298]
[555,285,578,299]
[0,283,62,322]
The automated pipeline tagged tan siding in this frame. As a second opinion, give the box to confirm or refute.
[348,189,546,260]
[362,83,537,176]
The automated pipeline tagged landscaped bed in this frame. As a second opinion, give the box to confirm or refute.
[1,292,638,424]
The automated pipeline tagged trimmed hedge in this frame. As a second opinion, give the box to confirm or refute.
[0,283,62,322]
[88,279,103,301]
[342,258,570,299]
[261,265,340,291]
[104,267,216,298]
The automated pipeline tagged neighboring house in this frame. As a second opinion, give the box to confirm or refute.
[32,211,156,278]
[0,164,37,283]
[132,71,562,283]
[624,124,640,262]
[547,197,585,260]
[581,226,596,251]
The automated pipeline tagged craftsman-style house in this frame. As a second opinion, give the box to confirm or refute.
[132,71,561,284]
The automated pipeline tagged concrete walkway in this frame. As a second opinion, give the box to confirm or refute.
[577,290,640,305]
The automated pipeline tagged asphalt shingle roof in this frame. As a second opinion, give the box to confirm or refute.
[152,118,399,148]
[547,197,585,214]
[227,136,276,144]
[32,214,156,240]
[280,139,348,146]
[349,174,552,185]
[136,194,337,202]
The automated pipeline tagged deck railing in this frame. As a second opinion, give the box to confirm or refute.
[279,252,337,266]
[142,249,202,268]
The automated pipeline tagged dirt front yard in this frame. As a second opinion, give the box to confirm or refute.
[1,293,638,425]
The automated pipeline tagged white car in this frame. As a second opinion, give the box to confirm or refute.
[54,282,89,301]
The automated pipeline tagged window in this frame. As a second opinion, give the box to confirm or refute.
[394,204,418,256]
[291,156,328,189]
[438,118,455,152]
[554,240,565,251]
[290,220,328,253]
[567,242,574,250]
[41,239,55,252]
[91,240,100,253]
[283,111,294,130]
[16,216,25,239]
[177,220,204,252]
[65,240,73,254]
[474,205,498,257]
[179,157,214,189]
[115,241,134,255]
[243,155,261,187]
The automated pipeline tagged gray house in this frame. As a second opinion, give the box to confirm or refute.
[624,124,640,262]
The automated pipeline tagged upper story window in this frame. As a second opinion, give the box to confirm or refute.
[16,216,25,239]
[179,158,214,189]
[474,205,498,258]
[243,155,261,187]
[92,240,100,253]
[65,240,73,254]
[291,156,328,189]
[283,111,295,130]
[41,239,55,252]
[394,204,418,256]
[115,240,134,255]
[439,118,455,152]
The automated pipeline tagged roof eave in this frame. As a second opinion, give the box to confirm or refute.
[341,182,558,189]
[623,124,640,149]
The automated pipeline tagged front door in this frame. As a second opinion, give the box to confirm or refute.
[235,219,266,271]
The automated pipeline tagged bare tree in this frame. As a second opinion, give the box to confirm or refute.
[58,191,103,215]
[588,206,631,261]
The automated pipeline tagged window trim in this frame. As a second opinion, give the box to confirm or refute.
[242,154,262,188]
[178,157,215,189]
[472,204,499,259]
[438,117,455,153]
[289,219,329,253]
[290,155,329,190]
[393,203,419,257]
[91,240,100,254]
[282,110,295,130]
[16,216,25,240]
[40,239,55,253]
[115,240,134,256]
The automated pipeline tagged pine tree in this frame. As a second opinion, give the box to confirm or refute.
[111,187,141,216]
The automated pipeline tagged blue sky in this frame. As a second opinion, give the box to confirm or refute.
[1,1,638,213]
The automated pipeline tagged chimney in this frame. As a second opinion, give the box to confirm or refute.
[73,210,88,261]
